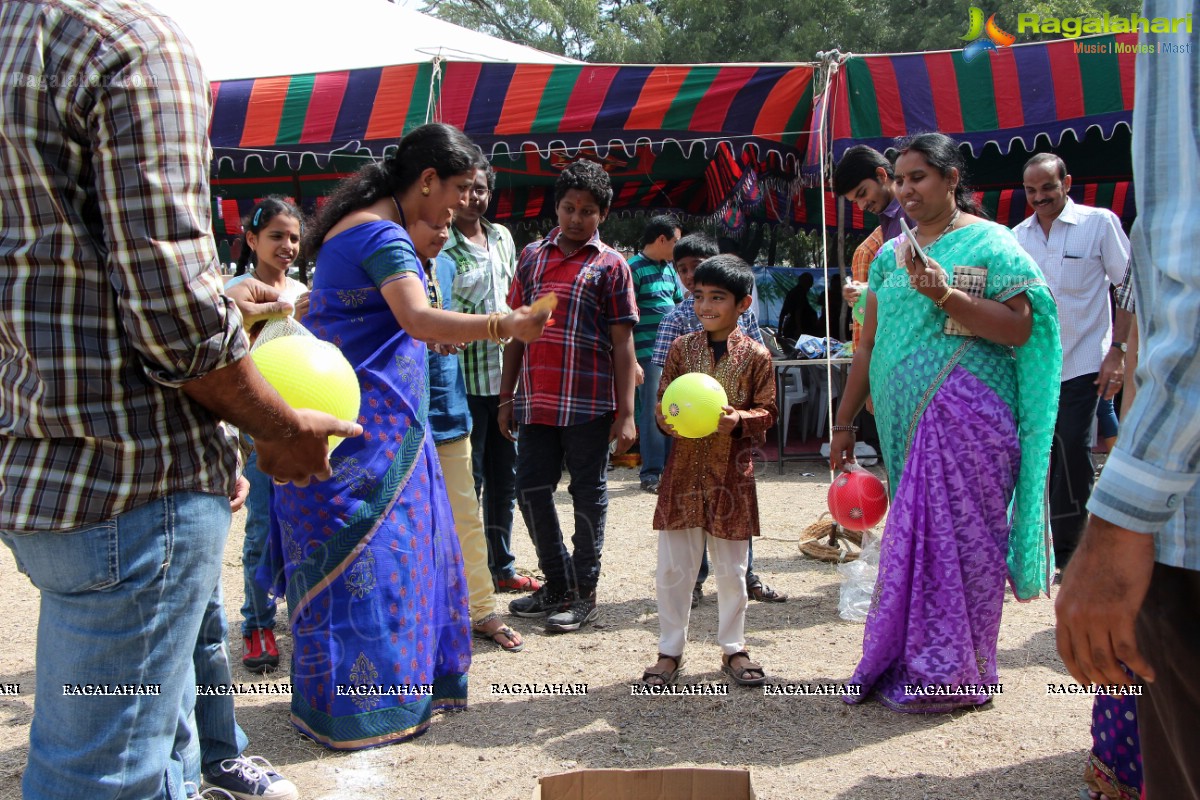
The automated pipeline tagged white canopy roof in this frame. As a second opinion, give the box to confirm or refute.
[147,0,578,82]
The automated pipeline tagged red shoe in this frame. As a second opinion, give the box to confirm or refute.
[495,574,543,593]
[242,629,280,673]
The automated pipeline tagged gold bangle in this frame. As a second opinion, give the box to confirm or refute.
[934,286,955,309]
[496,313,513,345]
[486,312,499,343]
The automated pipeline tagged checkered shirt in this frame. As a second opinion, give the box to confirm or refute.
[0,0,245,530]
[507,227,638,426]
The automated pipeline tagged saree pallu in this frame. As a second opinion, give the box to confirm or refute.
[261,221,470,750]
[846,222,1061,712]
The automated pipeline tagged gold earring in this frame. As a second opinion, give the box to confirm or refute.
[421,186,430,196]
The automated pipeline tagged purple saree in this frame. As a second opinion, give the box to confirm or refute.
[846,366,1020,712]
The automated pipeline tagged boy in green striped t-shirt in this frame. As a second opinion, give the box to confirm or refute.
[630,215,683,493]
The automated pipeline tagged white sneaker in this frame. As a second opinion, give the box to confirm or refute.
[203,755,299,800]
[185,783,236,800]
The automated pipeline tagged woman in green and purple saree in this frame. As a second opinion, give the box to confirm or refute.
[830,133,1061,713]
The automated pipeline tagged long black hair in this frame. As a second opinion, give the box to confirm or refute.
[895,133,986,217]
[303,122,478,257]
[235,195,304,275]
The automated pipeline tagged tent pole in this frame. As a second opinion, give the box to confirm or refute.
[292,169,307,285]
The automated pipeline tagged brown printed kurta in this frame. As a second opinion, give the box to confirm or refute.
[652,328,777,540]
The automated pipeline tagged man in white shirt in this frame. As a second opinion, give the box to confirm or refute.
[1014,153,1134,571]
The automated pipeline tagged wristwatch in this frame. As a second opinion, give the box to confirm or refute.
[1110,341,1127,353]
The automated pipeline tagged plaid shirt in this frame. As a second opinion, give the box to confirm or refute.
[442,220,517,396]
[650,297,763,368]
[507,227,638,426]
[0,0,245,530]
[850,226,885,348]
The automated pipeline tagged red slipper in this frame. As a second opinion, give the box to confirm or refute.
[496,574,542,593]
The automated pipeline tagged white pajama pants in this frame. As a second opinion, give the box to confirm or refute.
[656,528,749,657]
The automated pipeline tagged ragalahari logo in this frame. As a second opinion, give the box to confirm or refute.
[961,8,1017,62]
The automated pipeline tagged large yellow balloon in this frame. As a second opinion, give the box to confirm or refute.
[661,372,728,439]
[251,336,361,452]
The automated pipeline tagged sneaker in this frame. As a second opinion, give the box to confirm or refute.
[640,477,660,494]
[545,594,598,633]
[242,629,279,673]
[185,784,236,800]
[691,583,702,609]
[204,756,298,800]
[508,586,571,618]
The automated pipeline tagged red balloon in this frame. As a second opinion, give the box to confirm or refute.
[827,469,889,531]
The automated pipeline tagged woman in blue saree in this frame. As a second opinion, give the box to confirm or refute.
[831,133,1062,712]
[261,124,548,749]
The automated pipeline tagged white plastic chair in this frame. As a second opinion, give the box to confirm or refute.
[779,368,809,442]
[804,368,841,438]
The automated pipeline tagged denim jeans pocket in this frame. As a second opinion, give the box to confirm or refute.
[0,519,120,593]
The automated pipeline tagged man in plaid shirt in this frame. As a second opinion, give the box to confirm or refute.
[499,160,638,633]
[0,2,354,796]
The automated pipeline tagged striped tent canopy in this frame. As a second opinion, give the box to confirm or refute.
[823,32,1137,161]
[208,61,817,235]
[211,61,817,169]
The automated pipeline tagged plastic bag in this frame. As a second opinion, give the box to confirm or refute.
[837,529,881,623]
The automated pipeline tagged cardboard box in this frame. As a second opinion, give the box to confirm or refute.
[532,767,756,800]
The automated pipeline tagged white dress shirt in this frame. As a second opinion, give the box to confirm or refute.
[1013,198,1130,381]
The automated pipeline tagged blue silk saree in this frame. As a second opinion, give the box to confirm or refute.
[263,221,470,749]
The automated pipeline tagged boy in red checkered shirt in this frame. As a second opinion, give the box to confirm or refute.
[498,160,639,633]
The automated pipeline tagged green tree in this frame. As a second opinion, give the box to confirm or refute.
[425,0,1143,63]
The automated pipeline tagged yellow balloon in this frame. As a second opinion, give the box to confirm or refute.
[661,372,728,439]
[251,336,361,452]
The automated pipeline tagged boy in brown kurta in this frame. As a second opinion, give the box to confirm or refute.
[642,255,777,687]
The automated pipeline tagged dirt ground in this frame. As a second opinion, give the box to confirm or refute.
[0,462,1095,800]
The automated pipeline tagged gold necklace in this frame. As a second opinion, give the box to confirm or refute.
[922,208,961,250]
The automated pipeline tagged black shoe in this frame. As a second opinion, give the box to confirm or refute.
[691,583,702,609]
[640,477,660,494]
[508,586,571,618]
[545,594,598,633]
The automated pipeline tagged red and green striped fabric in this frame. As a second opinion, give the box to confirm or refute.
[210,61,816,172]
[827,32,1137,159]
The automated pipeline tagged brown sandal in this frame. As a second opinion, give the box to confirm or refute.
[640,654,682,687]
[747,577,788,603]
[721,650,766,686]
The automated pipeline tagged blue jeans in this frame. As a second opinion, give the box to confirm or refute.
[515,414,611,596]
[240,450,277,634]
[0,493,229,800]
[468,394,518,581]
[638,358,668,482]
[1096,395,1119,439]
[189,584,249,779]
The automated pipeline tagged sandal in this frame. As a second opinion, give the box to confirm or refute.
[747,577,788,603]
[472,613,524,653]
[641,654,682,687]
[721,650,766,686]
